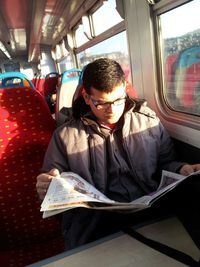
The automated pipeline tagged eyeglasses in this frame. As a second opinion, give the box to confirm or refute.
[90,95,127,110]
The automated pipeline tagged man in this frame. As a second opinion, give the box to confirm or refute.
[36,58,200,250]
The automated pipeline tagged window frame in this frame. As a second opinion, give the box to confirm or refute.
[153,0,200,129]
[74,20,126,54]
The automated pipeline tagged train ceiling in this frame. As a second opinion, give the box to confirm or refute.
[0,0,101,63]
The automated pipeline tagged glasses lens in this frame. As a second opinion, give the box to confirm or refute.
[114,98,126,105]
[96,98,126,109]
[96,104,106,110]
[91,95,126,110]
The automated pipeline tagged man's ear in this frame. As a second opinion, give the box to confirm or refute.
[82,88,90,105]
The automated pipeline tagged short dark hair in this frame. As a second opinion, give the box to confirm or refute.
[82,58,125,94]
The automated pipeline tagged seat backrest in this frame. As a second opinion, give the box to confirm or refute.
[55,68,81,125]
[0,71,35,89]
[43,72,59,97]
[125,80,138,98]
[0,87,64,260]
[32,76,45,94]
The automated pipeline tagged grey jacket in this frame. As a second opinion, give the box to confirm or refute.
[43,100,183,193]
[42,99,184,249]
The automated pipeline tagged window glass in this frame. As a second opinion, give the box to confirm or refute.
[76,31,131,82]
[21,68,34,80]
[75,22,89,47]
[61,41,69,57]
[55,44,62,60]
[159,0,200,115]
[57,55,73,74]
[92,0,123,35]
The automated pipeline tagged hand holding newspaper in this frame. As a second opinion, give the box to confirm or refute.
[41,170,200,218]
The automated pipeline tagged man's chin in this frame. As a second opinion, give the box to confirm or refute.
[102,117,119,124]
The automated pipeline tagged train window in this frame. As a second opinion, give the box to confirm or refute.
[76,31,131,81]
[54,41,68,60]
[72,0,130,82]
[60,41,68,57]
[57,55,73,74]
[21,68,34,80]
[159,0,200,116]
[75,22,90,47]
[91,0,123,35]
[55,40,73,73]
[55,44,62,60]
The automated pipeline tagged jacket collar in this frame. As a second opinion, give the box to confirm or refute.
[80,97,139,127]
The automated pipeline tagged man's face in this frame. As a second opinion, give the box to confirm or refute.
[83,83,126,124]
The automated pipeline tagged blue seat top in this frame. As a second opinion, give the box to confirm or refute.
[0,71,35,89]
[61,68,82,84]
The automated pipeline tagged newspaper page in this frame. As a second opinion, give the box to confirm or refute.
[41,170,200,218]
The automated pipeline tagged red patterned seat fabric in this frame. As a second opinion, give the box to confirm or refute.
[0,87,64,266]
[32,77,45,95]
[43,76,58,97]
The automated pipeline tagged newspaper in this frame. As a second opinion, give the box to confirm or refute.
[41,170,200,218]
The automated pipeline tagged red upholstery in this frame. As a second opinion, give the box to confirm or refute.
[43,76,58,97]
[125,80,138,98]
[32,78,45,95]
[0,88,64,266]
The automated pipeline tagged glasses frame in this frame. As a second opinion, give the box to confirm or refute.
[90,94,127,110]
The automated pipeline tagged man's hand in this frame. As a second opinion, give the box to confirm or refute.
[36,168,60,201]
[179,164,200,176]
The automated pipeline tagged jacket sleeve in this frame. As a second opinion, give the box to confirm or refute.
[136,102,185,174]
[157,122,185,173]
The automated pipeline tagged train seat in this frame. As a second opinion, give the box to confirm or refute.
[55,68,81,126]
[32,76,45,95]
[125,80,138,98]
[0,88,65,267]
[0,72,35,90]
[43,72,59,97]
